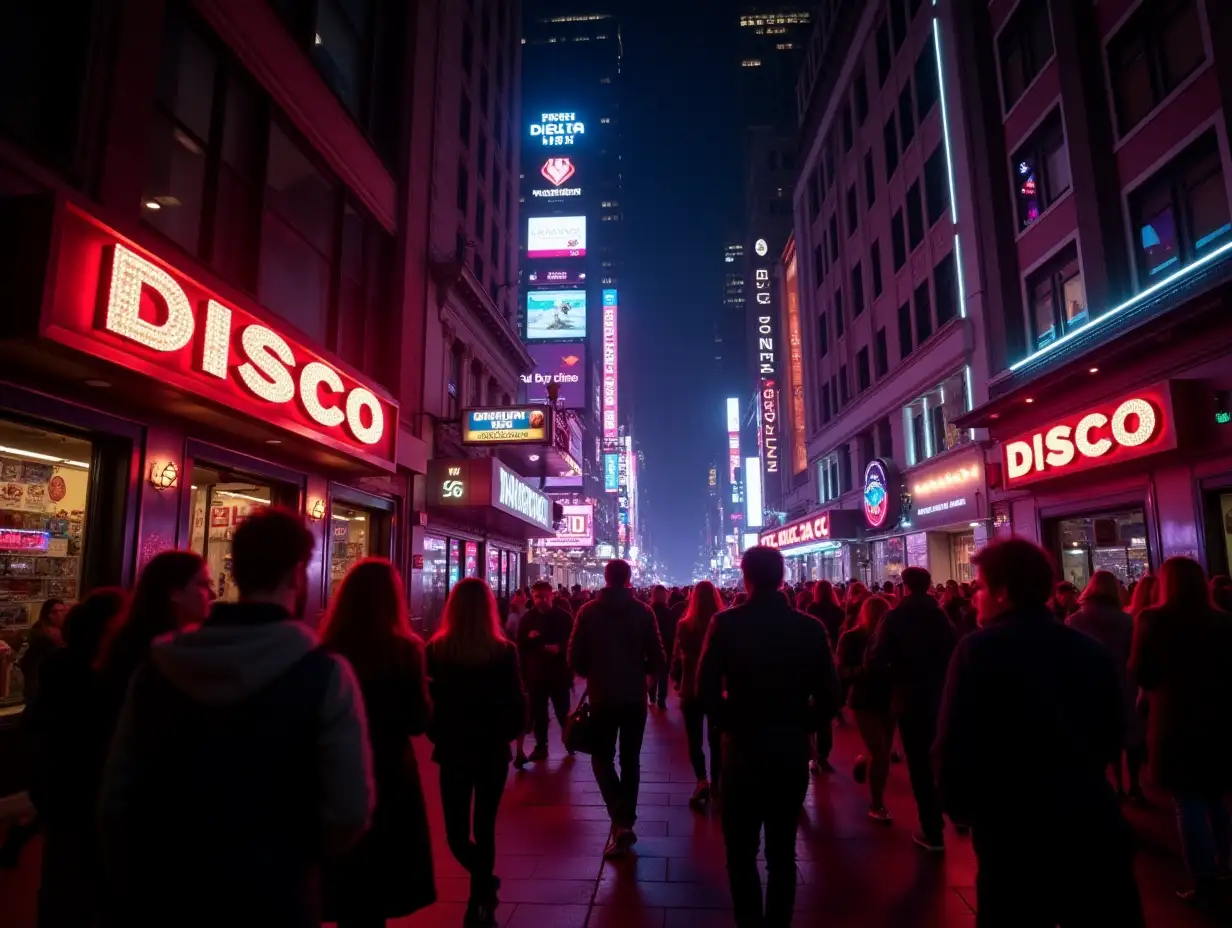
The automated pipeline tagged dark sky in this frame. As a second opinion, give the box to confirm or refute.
[617,1,742,583]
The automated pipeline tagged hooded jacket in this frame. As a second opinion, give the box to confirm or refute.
[99,602,373,927]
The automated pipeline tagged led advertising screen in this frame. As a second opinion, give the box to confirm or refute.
[542,503,595,548]
[528,111,586,147]
[532,156,583,199]
[603,453,620,493]
[522,342,587,408]
[602,290,619,438]
[528,215,586,259]
[461,407,551,445]
[526,289,587,340]
[528,269,586,285]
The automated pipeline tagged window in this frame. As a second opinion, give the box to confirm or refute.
[898,84,915,149]
[841,103,854,152]
[857,347,871,392]
[871,240,883,296]
[875,327,889,377]
[998,0,1054,111]
[852,262,865,316]
[1026,243,1085,350]
[858,432,875,471]
[876,21,892,85]
[306,0,375,118]
[884,117,899,180]
[840,365,849,405]
[459,93,471,144]
[914,44,939,118]
[835,288,845,337]
[891,209,907,270]
[934,250,960,327]
[824,139,836,192]
[830,375,838,414]
[457,163,469,212]
[818,454,841,502]
[905,182,925,250]
[813,242,825,285]
[839,446,853,493]
[337,202,391,372]
[924,145,949,226]
[818,311,829,357]
[890,0,907,51]
[477,132,487,178]
[914,280,933,344]
[474,195,485,238]
[808,175,820,219]
[1129,130,1231,281]
[1108,0,1205,135]
[904,370,970,464]
[829,214,839,261]
[878,417,894,460]
[864,150,877,207]
[846,185,859,236]
[854,65,869,124]
[1012,110,1070,231]
[898,301,913,358]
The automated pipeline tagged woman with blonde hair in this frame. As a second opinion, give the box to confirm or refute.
[837,595,895,821]
[670,580,725,809]
[1128,574,1157,619]
[320,559,434,928]
[426,578,527,927]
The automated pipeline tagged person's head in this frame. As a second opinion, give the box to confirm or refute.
[571,584,581,596]
[901,566,932,596]
[553,594,574,615]
[605,559,632,589]
[651,584,668,605]
[36,598,68,630]
[857,594,892,634]
[1055,581,1079,608]
[320,559,413,677]
[1128,574,1157,615]
[431,578,505,664]
[1156,556,1212,611]
[230,509,315,616]
[531,580,554,611]
[1080,570,1123,608]
[61,589,126,661]
[741,546,785,596]
[1210,574,1232,608]
[795,589,813,610]
[971,538,1055,624]
[510,589,527,610]
[812,580,837,607]
[684,580,725,630]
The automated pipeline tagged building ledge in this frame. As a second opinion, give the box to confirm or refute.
[431,260,533,370]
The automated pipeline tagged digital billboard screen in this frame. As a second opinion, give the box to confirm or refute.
[542,503,595,548]
[528,269,585,285]
[528,216,586,259]
[526,289,587,340]
[461,407,551,445]
[602,289,619,439]
[522,342,587,408]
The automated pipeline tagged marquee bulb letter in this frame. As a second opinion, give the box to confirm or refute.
[1111,398,1156,447]
[236,324,296,404]
[346,387,385,446]
[200,300,232,378]
[105,245,194,353]
[1043,425,1075,468]
[299,361,345,427]
[1005,440,1032,480]
[1075,413,1112,458]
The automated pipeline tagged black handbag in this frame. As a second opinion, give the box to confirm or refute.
[563,688,595,755]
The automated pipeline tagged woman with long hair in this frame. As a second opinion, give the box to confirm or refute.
[426,579,527,928]
[671,580,725,809]
[17,598,67,710]
[1132,557,1232,907]
[837,595,895,822]
[319,559,434,928]
[1128,574,1157,619]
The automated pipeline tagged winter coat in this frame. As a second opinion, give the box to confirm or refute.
[1067,600,1143,748]
[836,626,892,713]
[865,593,957,721]
[425,639,527,766]
[99,602,373,928]
[1131,602,1232,793]
[670,616,709,702]
[568,587,665,707]
[323,635,435,921]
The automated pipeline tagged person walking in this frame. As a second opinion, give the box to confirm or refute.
[836,595,894,822]
[504,589,528,640]
[649,584,678,710]
[1131,556,1232,908]
[935,538,1144,926]
[426,578,527,927]
[671,580,725,810]
[807,581,844,646]
[698,547,839,928]
[320,559,434,928]
[1068,571,1146,801]
[16,598,67,710]
[865,566,955,852]
[98,509,373,928]
[519,580,574,763]
[568,559,665,857]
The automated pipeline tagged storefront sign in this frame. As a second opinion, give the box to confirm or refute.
[759,508,864,552]
[784,248,807,476]
[906,450,986,529]
[529,112,586,147]
[863,458,902,531]
[46,205,398,470]
[542,502,595,548]
[0,528,50,553]
[1002,386,1176,487]
[603,452,620,492]
[428,459,555,535]
[462,407,551,445]
[602,290,619,438]
[495,463,552,531]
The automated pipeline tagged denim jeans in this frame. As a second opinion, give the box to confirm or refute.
[680,697,721,782]
[1173,792,1232,881]
[590,703,649,827]
[648,668,670,706]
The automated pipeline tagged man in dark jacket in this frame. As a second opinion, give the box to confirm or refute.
[648,585,678,710]
[699,546,839,928]
[935,538,1143,926]
[100,510,373,928]
[519,580,575,762]
[865,565,955,851]
[568,559,664,857]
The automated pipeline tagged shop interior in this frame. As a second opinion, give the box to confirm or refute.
[1049,508,1150,589]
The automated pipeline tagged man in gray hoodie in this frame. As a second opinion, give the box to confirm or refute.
[99,508,373,927]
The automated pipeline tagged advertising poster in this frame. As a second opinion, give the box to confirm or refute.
[526,289,587,340]
[603,453,620,493]
[462,407,551,445]
[527,216,586,258]
[602,290,619,438]
[542,503,595,548]
[521,342,587,408]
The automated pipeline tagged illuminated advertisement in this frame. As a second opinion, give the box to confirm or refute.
[522,342,587,408]
[602,290,619,438]
[529,111,586,147]
[754,265,780,481]
[726,397,741,505]
[542,503,595,548]
[526,289,587,340]
[533,157,582,198]
[745,456,764,529]
[759,509,865,552]
[784,245,807,475]
[863,459,902,531]
[528,269,586,285]
[527,216,586,259]
[907,448,986,530]
[462,406,551,445]
[603,453,620,492]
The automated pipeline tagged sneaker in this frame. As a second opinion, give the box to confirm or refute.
[513,751,529,770]
[603,827,637,858]
[868,805,893,824]
[528,744,548,763]
[913,830,945,853]
[853,756,868,784]
[689,780,711,811]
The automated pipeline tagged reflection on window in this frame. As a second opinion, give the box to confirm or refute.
[329,502,372,599]
[903,370,970,465]
[189,466,280,603]
[1012,111,1070,231]
[1026,242,1085,350]
[1108,0,1204,135]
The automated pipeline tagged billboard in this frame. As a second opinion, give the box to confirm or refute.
[542,503,595,548]
[533,157,583,198]
[528,215,586,258]
[528,111,586,147]
[526,289,587,340]
[522,342,587,408]
[745,456,764,529]
[784,246,807,475]
[528,268,585,285]
[602,290,619,438]
[726,397,741,505]
[462,407,551,445]
[603,452,620,493]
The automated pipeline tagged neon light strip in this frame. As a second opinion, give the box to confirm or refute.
[1009,238,1232,371]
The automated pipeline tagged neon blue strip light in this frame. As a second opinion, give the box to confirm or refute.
[1009,238,1232,371]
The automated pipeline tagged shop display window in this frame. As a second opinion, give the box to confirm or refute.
[189,465,287,603]
[870,536,905,586]
[1054,509,1149,589]
[906,532,929,571]
[329,502,373,598]
[486,545,501,595]
[0,424,92,715]
[951,532,976,583]
[464,541,479,578]
[448,539,461,589]
[422,535,448,632]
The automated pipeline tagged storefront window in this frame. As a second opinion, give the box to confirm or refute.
[0,425,91,716]
[422,535,448,632]
[464,541,479,578]
[329,502,372,598]
[486,545,501,594]
[906,532,929,571]
[951,531,976,583]
[189,465,278,602]
[448,539,461,588]
[1054,509,1149,589]
[870,536,905,585]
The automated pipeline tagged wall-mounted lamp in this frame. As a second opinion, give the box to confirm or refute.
[149,460,180,491]
[308,498,326,521]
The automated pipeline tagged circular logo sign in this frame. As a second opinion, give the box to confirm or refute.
[863,458,900,530]
[48,476,67,502]
[754,238,769,257]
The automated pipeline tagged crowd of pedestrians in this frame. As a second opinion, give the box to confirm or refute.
[5,512,1232,926]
